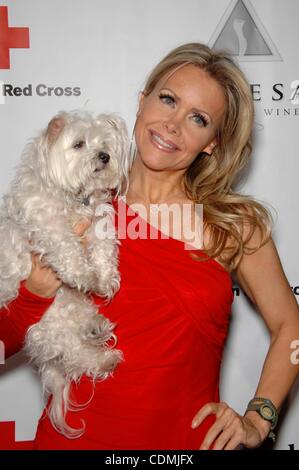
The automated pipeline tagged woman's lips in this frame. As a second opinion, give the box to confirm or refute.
[149,130,180,153]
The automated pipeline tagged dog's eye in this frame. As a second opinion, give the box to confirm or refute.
[73,141,85,149]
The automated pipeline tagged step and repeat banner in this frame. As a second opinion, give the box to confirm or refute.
[0,0,298,450]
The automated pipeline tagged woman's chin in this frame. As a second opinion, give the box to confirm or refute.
[134,151,178,172]
[137,155,172,172]
[143,161,170,172]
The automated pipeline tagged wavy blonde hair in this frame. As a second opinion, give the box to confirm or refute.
[140,42,272,272]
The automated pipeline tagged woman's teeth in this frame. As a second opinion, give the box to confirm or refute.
[152,133,176,150]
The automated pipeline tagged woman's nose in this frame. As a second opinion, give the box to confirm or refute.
[163,113,182,136]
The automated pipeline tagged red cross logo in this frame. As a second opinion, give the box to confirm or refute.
[0,6,29,69]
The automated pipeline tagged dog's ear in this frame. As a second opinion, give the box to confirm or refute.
[106,114,126,131]
[46,116,65,142]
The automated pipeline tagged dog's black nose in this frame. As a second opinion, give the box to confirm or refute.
[98,152,110,164]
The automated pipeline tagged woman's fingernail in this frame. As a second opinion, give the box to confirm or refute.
[191,421,197,429]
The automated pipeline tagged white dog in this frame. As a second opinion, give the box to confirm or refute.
[0,111,130,437]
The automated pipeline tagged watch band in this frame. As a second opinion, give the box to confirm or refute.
[246,397,278,442]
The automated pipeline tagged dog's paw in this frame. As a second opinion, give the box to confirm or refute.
[86,348,123,379]
[81,313,116,346]
[95,271,120,299]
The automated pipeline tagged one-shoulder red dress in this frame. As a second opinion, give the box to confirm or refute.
[1,199,233,449]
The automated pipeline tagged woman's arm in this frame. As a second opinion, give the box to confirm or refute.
[0,255,61,359]
[0,283,54,358]
[235,237,299,428]
[192,235,299,449]
[0,219,89,361]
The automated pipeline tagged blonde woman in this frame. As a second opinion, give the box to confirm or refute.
[1,43,299,450]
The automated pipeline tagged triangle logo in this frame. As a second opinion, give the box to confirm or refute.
[209,0,282,61]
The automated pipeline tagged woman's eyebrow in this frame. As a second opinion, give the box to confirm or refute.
[160,87,213,123]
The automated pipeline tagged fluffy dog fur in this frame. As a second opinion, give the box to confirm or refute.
[0,111,130,437]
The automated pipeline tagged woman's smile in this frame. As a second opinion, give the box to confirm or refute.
[149,129,181,153]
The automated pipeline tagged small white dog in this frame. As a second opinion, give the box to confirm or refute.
[0,110,130,437]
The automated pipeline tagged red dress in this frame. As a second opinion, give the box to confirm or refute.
[1,199,233,449]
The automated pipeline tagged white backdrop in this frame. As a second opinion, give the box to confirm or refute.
[0,0,298,450]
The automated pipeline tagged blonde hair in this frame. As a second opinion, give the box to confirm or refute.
[141,42,272,272]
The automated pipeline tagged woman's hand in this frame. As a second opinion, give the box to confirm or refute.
[25,253,62,298]
[25,218,92,298]
[73,218,92,250]
[192,402,271,450]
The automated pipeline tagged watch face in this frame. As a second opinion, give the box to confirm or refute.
[260,404,275,420]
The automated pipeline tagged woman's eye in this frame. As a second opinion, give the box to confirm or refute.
[192,113,208,127]
[159,93,175,106]
[73,141,85,149]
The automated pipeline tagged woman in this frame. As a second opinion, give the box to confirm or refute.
[1,43,299,450]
